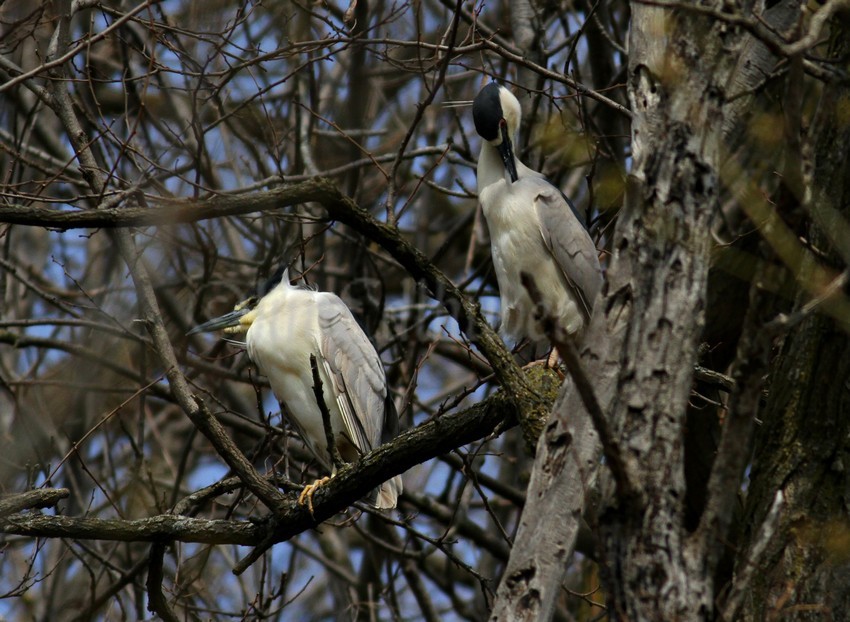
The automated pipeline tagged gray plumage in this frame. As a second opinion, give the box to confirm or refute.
[473,82,603,341]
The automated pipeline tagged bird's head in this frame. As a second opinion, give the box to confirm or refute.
[187,267,289,336]
[472,82,521,183]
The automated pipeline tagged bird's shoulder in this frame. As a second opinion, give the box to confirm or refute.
[314,289,345,308]
[521,176,566,205]
[315,294,378,364]
[314,291,358,325]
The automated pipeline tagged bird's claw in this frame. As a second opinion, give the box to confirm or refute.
[522,351,565,379]
[298,476,332,517]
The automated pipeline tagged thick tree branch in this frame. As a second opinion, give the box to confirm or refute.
[0,378,539,561]
[307,180,549,448]
[691,260,775,577]
[231,384,522,573]
[0,512,264,545]
[0,180,330,229]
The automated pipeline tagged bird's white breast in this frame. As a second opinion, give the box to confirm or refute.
[480,177,585,341]
[245,287,340,462]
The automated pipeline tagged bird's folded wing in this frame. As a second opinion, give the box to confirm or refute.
[317,293,386,454]
[534,183,603,320]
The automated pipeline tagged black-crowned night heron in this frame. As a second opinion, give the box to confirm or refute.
[473,82,603,342]
[189,267,402,510]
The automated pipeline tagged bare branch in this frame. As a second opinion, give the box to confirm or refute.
[146,542,180,622]
[0,513,264,545]
[309,353,344,470]
[0,489,70,517]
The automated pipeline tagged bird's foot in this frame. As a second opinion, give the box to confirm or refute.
[522,350,564,379]
[298,476,332,517]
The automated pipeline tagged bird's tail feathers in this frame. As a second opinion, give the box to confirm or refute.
[373,475,403,510]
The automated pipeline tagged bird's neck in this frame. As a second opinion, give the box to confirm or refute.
[477,142,518,192]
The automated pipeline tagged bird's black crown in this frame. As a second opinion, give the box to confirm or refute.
[472,82,503,141]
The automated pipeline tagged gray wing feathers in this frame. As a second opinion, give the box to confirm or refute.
[534,183,603,320]
[317,294,387,455]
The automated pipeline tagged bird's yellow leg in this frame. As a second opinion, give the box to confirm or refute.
[522,349,564,379]
[545,348,560,370]
[298,476,332,516]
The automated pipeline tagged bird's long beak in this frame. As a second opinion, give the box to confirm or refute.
[187,307,251,335]
[498,123,519,183]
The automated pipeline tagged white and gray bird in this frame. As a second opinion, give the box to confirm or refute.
[189,267,402,510]
[473,82,603,342]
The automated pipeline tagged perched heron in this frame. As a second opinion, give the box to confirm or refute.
[473,82,603,342]
[189,267,403,510]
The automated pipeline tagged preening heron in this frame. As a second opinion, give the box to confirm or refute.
[473,82,603,342]
[189,267,403,510]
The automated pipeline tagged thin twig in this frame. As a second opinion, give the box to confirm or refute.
[384,0,464,222]
[146,542,180,622]
[0,0,156,95]
[693,365,735,392]
[309,353,345,470]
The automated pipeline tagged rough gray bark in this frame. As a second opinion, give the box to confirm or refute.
[594,124,716,620]
[488,377,603,622]
[592,2,784,617]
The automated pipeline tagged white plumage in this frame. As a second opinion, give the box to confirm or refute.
[190,269,402,510]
